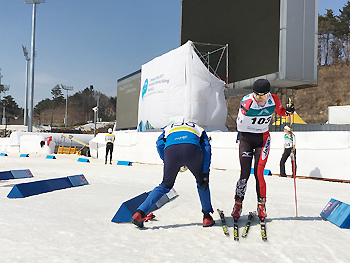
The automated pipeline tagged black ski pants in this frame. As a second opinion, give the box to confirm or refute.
[105,143,114,163]
[280,148,296,176]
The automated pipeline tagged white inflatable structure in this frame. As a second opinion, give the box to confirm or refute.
[137,40,227,132]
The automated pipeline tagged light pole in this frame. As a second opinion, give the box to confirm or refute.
[0,69,10,127]
[61,85,73,127]
[92,106,98,137]
[0,69,3,125]
[24,0,45,132]
[22,45,30,126]
[95,91,100,122]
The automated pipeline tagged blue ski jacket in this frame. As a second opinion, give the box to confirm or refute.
[156,122,211,173]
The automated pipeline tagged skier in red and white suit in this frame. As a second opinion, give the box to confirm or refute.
[231,79,295,221]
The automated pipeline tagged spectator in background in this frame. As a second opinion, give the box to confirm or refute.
[280,125,296,177]
[105,128,115,164]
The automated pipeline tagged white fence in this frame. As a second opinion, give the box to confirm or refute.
[1,130,349,181]
[104,131,350,181]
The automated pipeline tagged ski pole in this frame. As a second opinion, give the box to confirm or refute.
[288,97,298,219]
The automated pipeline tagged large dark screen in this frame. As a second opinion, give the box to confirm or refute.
[116,70,141,130]
[181,0,280,83]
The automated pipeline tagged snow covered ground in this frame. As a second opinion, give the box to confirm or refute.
[1,153,350,263]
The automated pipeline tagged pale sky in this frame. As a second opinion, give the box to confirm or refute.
[0,0,347,108]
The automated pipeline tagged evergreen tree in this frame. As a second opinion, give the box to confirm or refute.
[337,1,350,63]
[51,84,65,106]
[331,38,343,64]
[318,9,338,65]
[50,84,65,125]
[34,98,51,125]
[0,84,9,94]
[1,95,22,121]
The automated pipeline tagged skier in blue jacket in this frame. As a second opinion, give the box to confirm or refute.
[131,121,214,228]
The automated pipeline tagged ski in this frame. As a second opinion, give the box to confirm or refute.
[260,218,268,241]
[242,211,256,238]
[144,213,155,222]
[233,219,239,241]
[217,209,229,236]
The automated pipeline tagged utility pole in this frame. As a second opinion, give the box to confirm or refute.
[96,92,100,122]
[61,85,73,127]
[92,88,99,137]
[22,45,30,126]
[92,106,98,137]
[0,69,10,127]
[24,0,45,132]
[0,69,4,125]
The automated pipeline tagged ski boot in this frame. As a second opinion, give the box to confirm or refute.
[202,210,215,227]
[131,210,146,228]
[231,200,243,220]
[257,198,267,220]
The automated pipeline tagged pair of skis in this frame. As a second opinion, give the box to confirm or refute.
[234,211,266,241]
[217,209,267,241]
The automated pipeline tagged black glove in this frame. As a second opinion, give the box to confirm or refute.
[286,103,295,115]
[199,172,209,191]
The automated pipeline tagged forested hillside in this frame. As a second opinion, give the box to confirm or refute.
[226,64,350,130]
[33,85,116,126]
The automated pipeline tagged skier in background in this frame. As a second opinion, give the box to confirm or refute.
[131,121,214,228]
[232,79,295,222]
[280,125,296,177]
[105,128,115,164]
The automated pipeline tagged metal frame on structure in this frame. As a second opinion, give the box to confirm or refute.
[191,42,236,131]
[191,42,229,84]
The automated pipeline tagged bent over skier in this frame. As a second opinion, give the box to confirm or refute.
[131,121,214,228]
[232,79,295,221]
